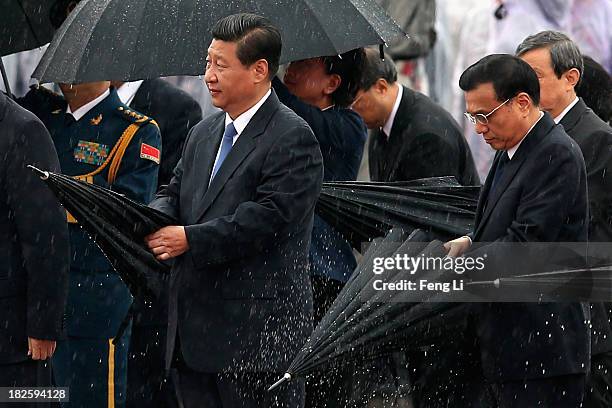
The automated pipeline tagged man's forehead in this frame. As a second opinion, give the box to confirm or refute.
[207,39,235,55]
[465,82,498,112]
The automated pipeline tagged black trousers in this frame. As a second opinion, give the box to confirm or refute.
[584,351,612,408]
[0,360,53,408]
[126,324,169,408]
[175,366,304,408]
[487,374,586,408]
[305,275,346,408]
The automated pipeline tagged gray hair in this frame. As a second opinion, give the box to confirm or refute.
[516,30,583,79]
[359,48,398,90]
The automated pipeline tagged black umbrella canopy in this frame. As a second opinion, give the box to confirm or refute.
[0,0,55,57]
[32,0,405,83]
[317,177,480,249]
[28,166,175,301]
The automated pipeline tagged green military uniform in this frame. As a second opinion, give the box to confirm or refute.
[19,86,161,408]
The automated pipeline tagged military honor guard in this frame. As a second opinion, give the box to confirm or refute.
[19,81,161,407]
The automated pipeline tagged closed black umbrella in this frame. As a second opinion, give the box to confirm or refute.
[269,228,464,390]
[28,166,174,301]
[317,177,480,249]
[32,0,405,84]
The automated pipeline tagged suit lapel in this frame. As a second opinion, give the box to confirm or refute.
[191,117,224,214]
[384,87,415,181]
[474,114,555,238]
[194,91,279,222]
[559,98,586,135]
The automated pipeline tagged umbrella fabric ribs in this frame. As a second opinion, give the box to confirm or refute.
[317,177,480,248]
[29,166,174,301]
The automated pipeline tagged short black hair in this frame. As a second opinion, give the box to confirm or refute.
[212,13,281,80]
[459,54,540,106]
[359,48,398,90]
[320,48,366,108]
[577,55,611,123]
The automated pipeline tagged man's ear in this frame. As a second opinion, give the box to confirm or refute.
[252,59,269,83]
[564,68,580,89]
[323,74,341,96]
[374,78,389,96]
[515,92,533,115]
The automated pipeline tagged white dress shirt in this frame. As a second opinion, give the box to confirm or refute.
[553,96,579,124]
[209,89,272,184]
[116,80,144,107]
[382,84,403,139]
[507,111,544,160]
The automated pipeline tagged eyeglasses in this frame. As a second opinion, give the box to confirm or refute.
[464,98,511,125]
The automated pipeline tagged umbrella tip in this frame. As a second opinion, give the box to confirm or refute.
[27,165,49,180]
[268,373,291,392]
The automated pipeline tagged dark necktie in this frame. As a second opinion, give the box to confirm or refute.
[210,122,237,181]
[490,151,510,195]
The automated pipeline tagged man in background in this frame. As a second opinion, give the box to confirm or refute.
[352,48,479,186]
[517,30,612,407]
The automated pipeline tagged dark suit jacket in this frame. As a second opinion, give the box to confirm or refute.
[468,113,590,381]
[0,92,70,364]
[369,86,479,186]
[149,90,323,373]
[131,78,202,188]
[560,98,612,355]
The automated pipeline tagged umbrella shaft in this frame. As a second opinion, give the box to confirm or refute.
[0,58,13,98]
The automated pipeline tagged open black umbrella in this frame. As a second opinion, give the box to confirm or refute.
[1,1,55,95]
[32,0,405,83]
[0,1,54,57]
[28,165,174,301]
[317,177,480,249]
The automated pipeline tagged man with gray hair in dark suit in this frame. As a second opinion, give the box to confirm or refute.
[518,30,612,408]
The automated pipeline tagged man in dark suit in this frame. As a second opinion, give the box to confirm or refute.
[444,54,590,407]
[0,91,69,392]
[517,30,612,408]
[112,78,202,407]
[145,13,323,408]
[352,48,479,186]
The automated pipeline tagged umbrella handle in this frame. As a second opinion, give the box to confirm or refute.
[267,373,291,392]
[27,165,50,180]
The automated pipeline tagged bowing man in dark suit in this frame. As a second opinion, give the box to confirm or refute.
[0,91,70,390]
[145,13,323,408]
[112,78,203,408]
[445,54,590,407]
[517,30,612,408]
[352,48,479,186]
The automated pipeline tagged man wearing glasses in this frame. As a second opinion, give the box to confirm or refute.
[444,54,590,406]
